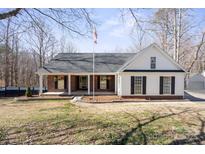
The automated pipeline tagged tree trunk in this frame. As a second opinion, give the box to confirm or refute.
[176,8,182,63]
[173,9,178,61]
[4,18,11,87]
[10,34,15,86]
[14,35,19,86]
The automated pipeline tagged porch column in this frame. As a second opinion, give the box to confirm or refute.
[88,75,90,95]
[68,74,71,95]
[115,74,118,94]
[39,74,43,95]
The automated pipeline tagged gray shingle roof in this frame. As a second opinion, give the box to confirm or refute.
[38,53,136,73]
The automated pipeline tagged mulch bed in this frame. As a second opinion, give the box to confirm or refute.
[82,95,147,103]
[14,95,74,101]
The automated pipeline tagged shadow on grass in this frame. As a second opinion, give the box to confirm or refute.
[0,116,97,144]
[1,103,205,145]
[168,112,205,145]
[110,107,205,145]
[0,106,114,145]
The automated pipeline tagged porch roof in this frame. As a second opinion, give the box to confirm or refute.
[37,53,135,74]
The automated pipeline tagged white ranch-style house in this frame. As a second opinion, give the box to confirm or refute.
[37,43,186,99]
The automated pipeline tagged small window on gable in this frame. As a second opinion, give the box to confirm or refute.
[150,57,156,69]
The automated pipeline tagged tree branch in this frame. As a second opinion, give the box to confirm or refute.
[0,8,22,20]
[34,8,85,36]
[187,32,205,72]
[128,8,144,32]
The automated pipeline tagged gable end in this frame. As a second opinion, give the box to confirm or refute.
[118,43,186,73]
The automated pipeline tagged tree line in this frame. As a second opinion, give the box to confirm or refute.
[0,8,94,87]
[125,9,205,74]
[0,8,205,87]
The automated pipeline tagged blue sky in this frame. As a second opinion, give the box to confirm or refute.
[67,8,142,52]
[51,8,205,52]
[1,8,205,52]
[73,9,135,52]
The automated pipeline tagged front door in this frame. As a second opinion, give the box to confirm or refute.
[79,76,88,90]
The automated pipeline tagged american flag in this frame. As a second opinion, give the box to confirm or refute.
[93,26,97,44]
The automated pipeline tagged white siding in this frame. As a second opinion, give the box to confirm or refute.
[119,72,185,96]
[117,75,121,95]
[125,46,182,70]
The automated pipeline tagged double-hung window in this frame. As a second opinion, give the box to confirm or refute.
[163,77,171,94]
[134,76,143,94]
[131,76,146,95]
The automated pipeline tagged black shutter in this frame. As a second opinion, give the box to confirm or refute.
[143,76,146,94]
[76,76,79,90]
[159,76,163,94]
[106,77,110,90]
[54,76,58,89]
[64,76,68,91]
[97,76,100,89]
[171,76,175,94]
[131,76,134,94]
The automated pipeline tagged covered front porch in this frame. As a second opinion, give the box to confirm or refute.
[39,74,118,96]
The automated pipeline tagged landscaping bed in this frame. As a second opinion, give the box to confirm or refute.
[82,95,147,103]
[14,95,74,101]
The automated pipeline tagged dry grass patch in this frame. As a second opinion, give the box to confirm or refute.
[0,99,68,128]
[0,99,205,144]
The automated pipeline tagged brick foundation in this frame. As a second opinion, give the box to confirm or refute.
[121,95,184,100]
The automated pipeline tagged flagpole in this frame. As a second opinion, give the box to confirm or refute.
[92,42,95,102]
[92,26,97,102]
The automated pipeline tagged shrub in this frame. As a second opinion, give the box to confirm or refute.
[25,87,32,97]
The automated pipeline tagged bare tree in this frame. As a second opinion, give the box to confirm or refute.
[4,18,11,87]
[59,35,77,53]
[0,9,95,37]
[0,8,96,87]
[26,19,57,68]
[14,34,19,86]
[187,32,205,73]
[124,8,205,74]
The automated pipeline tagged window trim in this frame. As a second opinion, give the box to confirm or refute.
[162,76,172,95]
[133,76,143,95]
[100,75,107,90]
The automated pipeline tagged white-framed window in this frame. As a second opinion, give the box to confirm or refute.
[100,76,107,90]
[54,76,64,90]
[79,76,88,90]
[163,77,171,94]
[150,57,156,69]
[134,76,143,94]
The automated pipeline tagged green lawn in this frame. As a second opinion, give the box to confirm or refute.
[0,98,205,144]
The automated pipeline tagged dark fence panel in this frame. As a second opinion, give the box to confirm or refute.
[0,87,47,97]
